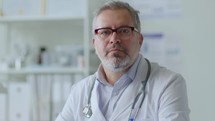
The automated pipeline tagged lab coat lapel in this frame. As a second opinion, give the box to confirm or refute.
[110,57,149,121]
[89,81,107,121]
[110,80,140,120]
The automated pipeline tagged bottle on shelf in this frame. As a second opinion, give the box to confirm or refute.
[37,46,49,66]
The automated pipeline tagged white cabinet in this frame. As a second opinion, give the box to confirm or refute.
[8,81,31,121]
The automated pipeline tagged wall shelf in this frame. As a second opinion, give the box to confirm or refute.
[0,16,85,22]
[0,67,85,75]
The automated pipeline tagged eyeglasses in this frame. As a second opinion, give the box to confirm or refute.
[94,26,138,40]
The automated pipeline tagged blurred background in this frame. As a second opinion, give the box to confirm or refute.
[0,0,214,121]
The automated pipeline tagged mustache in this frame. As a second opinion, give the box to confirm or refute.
[106,44,127,53]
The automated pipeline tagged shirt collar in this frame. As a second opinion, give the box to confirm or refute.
[126,54,142,81]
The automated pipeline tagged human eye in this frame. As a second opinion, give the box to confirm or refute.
[98,29,112,36]
[118,27,131,34]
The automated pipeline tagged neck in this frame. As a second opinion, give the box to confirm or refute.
[102,66,128,86]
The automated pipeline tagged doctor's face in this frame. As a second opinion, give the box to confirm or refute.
[93,9,143,72]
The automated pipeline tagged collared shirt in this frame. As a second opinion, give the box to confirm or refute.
[55,53,190,121]
[95,55,142,120]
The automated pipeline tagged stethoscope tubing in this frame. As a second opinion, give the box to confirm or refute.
[128,58,151,120]
[83,58,151,120]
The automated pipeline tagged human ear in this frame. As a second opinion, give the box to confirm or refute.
[139,34,144,46]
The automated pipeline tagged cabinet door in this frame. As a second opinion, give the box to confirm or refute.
[8,81,31,121]
[0,94,6,121]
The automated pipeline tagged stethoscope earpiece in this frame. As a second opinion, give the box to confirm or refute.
[83,105,93,118]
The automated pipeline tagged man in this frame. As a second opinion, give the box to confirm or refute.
[56,1,190,121]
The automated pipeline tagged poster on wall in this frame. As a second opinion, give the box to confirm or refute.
[141,33,183,73]
[121,0,182,18]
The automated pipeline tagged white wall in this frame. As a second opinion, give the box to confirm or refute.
[145,0,215,120]
[182,0,215,121]
[122,0,215,120]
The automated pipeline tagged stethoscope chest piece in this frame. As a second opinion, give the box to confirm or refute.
[83,105,93,118]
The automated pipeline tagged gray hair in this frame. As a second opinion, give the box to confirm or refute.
[92,1,141,33]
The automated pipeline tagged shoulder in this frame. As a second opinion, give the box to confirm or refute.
[147,63,190,119]
[56,74,96,120]
[72,75,95,88]
[150,63,185,83]
[68,74,96,102]
[148,62,187,95]
[71,74,95,92]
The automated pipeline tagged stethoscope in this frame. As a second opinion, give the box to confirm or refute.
[82,58,151,121]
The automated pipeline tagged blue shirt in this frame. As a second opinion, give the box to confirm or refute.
[96,55,142,120]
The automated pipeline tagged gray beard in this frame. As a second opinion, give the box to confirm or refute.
[100,53,131,72]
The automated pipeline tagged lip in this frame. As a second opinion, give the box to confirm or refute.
[109,48,122,52]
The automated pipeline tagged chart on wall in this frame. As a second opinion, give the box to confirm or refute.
[120,0,182,18]
[141,33,183,73]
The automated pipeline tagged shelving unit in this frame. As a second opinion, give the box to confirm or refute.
[0,0,108,121]
[0,15,89,121]
[0,67,85,74]
[0,15,89,75]
[0,16,84,22]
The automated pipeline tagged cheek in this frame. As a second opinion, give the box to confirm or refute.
[94,40,106,54]
[126,39,141,54]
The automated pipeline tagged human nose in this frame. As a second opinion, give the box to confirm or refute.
[109,32,120,44]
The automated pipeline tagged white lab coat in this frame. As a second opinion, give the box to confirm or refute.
[56,58,190,121]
